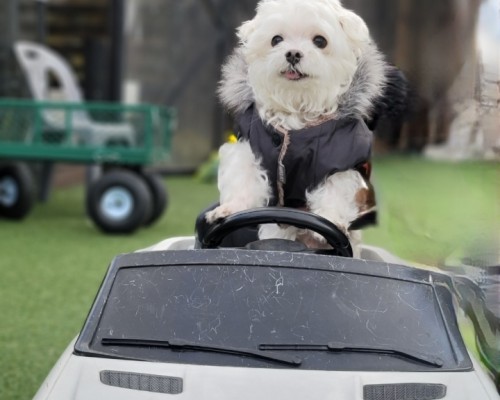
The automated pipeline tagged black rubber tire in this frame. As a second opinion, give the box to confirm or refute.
[141,172,168,226]
[86,170,153,234]
[0,162,35,220]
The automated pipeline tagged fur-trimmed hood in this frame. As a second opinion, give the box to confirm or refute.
[218,41,390,122]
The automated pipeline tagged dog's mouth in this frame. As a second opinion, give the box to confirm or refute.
[281,68,308,81]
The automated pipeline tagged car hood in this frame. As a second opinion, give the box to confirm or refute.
[34,341,498,400]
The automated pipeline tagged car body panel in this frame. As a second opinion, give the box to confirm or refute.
[34,343,498,400]
[33,238,500,399]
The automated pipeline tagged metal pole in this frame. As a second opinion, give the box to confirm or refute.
[1,0,19,96]
[8,0,19,44]
[200,0,233,149]
[109,0,125,102]
[35,0,48,44]
[34,0,54,202]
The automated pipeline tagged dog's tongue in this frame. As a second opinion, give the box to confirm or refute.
[285,70,302,80]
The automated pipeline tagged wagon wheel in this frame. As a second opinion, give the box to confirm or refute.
[0,162,35,220]
[140,172,168,226]
[86,169,153,234]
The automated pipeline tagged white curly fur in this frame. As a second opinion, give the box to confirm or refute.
[206,141,271,222]
[240,0,370,130]
[218,0,387,128]
[210,0,387,255]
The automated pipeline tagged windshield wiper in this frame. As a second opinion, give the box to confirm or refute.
[101,337,302,366]
[258,342,443,368]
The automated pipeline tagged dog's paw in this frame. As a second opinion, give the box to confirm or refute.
[205,204,241,223]
[310,230,328,245]
[304,224,349,247]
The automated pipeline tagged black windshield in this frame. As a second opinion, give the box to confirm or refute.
[76,249,472,372]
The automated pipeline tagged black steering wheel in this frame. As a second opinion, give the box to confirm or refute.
[200,207,353,257]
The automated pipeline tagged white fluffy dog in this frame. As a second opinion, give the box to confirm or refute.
[206,0,388,256]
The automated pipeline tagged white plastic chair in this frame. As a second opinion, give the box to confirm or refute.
[14,41,135,147]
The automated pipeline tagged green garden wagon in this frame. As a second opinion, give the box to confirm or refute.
[0,99,175,234]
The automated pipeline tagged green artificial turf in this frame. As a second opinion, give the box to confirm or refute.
[364,157,498,264]
[0,176,219,400]
[0,157,497,399]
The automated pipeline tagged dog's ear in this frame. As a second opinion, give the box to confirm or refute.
[237,20,257,44]
[338,9,370,51]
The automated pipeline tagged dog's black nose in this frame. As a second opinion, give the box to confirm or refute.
[285,50,303,66]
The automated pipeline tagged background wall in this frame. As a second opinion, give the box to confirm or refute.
[122,0,499,167]
[123,0,257,170]
[1,0,498,169]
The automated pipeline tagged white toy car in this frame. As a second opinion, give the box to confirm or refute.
[34,208,499,399]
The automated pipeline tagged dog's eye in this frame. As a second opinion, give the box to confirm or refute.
[313,35,328,49]
[271,35,284,47]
